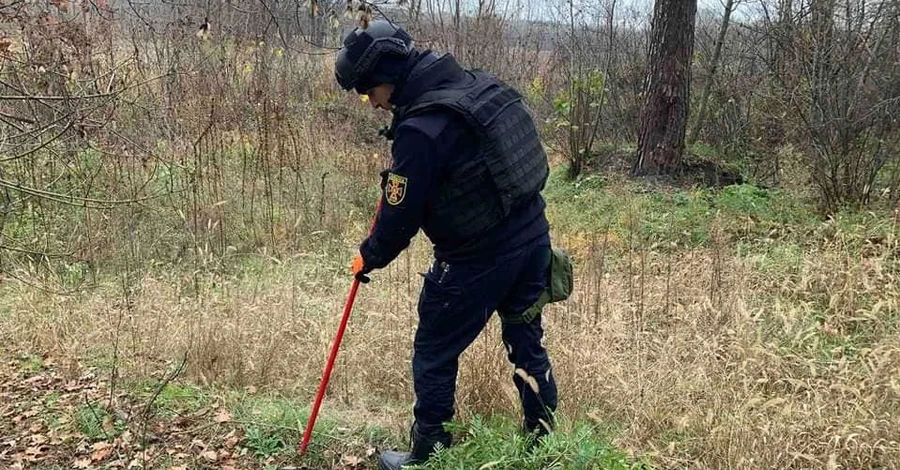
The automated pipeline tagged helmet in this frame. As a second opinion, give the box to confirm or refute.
[335,20,414,93]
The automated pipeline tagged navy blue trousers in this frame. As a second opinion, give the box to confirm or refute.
[412,233,558,438]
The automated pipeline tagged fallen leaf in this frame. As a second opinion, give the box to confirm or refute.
[169,466,187,470]
[224,434,239,449]
[24,446,42,455]
[214,409,232,423]
[30,434,48,445]
[28,423,42,433]
[91,445,113,462]
[342,454,363,466]
[102,416,116,432]
[92,441,112,451]
[73,457,92,468]
[200,450,218,462]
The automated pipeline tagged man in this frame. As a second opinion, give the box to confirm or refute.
[335,19,562,470]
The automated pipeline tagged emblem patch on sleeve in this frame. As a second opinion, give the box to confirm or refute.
[385,173,408,206]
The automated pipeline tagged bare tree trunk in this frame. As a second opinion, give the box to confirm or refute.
[633,0,698,175]
[687,0,735,145]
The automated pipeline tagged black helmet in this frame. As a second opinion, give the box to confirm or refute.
[335,20,414,93]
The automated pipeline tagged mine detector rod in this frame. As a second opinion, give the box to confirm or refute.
[299,199,381,455]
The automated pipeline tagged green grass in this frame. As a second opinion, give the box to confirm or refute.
[20,354,45,372]
[408,416,650,470]
[543,164,900,257]
[222,391,399,467]
[231,396,307,458]
[75,402,124,441]
[126,379,210,418]
[156,383,208,413]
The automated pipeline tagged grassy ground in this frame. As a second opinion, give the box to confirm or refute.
[2,162,899,469]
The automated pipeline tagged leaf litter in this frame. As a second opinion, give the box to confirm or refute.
[0,346,374,469]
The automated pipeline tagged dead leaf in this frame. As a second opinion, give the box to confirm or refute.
[91,443,113,462]
[200,450,218,462]
[214,409,232,423]
[73,457,92,468]
[24,446,43,456]
[30,434,47,445]
[28,423,42,433]
[102,416,116,432]
[169,466,187,470]
[92,441,112,451]
[224,433,239,449]
[342,454,363,466]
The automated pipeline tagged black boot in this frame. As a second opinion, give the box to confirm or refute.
[377,423,451,470]
[522,415,554,452]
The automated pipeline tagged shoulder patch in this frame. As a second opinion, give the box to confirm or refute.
[385,173,408,206]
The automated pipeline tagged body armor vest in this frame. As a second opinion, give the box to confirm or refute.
[391,68,550,242]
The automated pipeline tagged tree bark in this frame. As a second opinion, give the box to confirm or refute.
[632,0,698,175]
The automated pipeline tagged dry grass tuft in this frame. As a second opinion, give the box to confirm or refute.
[4,216,899,469]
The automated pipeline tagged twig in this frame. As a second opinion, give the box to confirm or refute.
[83,395,111,441]
[0,244,73,258]
[0,121,74,163]
[0,268,78,295]
[0,178,170,208]
[0,110,35,125]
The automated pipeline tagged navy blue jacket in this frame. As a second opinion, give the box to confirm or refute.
[359,54,549,270]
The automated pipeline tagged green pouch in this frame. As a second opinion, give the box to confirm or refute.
[503,246,573,325]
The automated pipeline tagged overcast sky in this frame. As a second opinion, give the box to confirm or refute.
[467,0,761,24]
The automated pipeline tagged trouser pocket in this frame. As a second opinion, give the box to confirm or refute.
[503,246,573,325]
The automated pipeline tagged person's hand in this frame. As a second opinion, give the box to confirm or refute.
[351,253,372,283]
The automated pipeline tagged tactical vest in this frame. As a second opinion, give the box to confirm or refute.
[391,69,550,242]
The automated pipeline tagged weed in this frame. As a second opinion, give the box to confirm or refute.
[410,416,649,470]
[75,403,122,441]
[20,354,45,372]
[232,396,307,459]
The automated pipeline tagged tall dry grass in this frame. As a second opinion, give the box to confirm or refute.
[3,204,899,469]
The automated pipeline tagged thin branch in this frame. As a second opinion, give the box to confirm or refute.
[0,110,35,125]
[0,243,74,258]
[0,71,172,102]
[0,268,78,295]
[0,178,170,208]
[0,121,74,163]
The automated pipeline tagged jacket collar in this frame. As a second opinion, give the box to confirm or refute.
[381,51,466,140]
